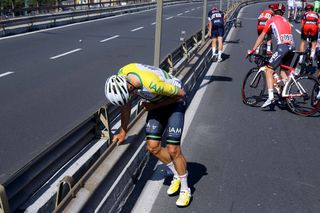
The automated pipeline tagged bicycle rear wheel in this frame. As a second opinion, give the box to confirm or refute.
[242,67,267,107]
[286,75,320,116]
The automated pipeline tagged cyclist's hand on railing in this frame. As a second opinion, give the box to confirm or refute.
[112,131,126,145]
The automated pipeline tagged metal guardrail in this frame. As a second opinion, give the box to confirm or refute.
[0,0,192,37]
[0,0,280,212]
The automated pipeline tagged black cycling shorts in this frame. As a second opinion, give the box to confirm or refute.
[145,98,186,145]
[211,23,224,38]
[267,44,295,70]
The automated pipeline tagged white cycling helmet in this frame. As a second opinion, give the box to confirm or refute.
[105,75,130,106]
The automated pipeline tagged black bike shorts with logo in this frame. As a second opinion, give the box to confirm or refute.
[267,44,295,70]
[145,98,186,145]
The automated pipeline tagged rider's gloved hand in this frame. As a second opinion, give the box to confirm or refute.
[247,49,255,56]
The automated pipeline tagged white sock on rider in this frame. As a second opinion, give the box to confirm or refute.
[179,172,189,191]
[218,50,222,59]
[268,89,274,100]
[311,49,316,59]
[167,162,179,178]
[299,55,304,63]
[212,48,216,56]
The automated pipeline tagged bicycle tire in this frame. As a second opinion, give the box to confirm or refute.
[241,67,267,107]
[286,75,320,116]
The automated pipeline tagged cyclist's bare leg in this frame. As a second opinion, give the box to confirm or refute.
[266,67,274,90]
[166,144,187,176]
[280,69,288,83]
[299,39,306,62]
[146,139,171,164]
[211,37,217,57]
[217,36,223,60]
[261,66,276,107]
[311,41,317,58]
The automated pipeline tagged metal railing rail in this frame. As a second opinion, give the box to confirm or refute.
[0,0,195,37]
[0,0,279,212]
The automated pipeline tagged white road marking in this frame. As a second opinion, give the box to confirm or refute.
[50,48,82,60]
[165,16,173,20]
[295,29,301,34]
[0,72,14,78]
[131,26,144,32]
[185,10,190,13]
[197,6,201,9]
[290,23,293,27]
[177,13,183,16]
[100,35,120,43]
[191,8,195,11]
[151,22,156,25]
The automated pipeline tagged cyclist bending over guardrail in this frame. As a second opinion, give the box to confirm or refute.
[247,3,295,108]
[104,63,191,207]
[208,6,225,62]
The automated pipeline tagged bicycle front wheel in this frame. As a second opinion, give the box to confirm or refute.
[242,67,267,107]
[286,75,320,116]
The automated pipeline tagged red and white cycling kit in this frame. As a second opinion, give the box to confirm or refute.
[263,15,294,45]
[263,15,295,69]
[257,9,273,35]
[301,11,320,41]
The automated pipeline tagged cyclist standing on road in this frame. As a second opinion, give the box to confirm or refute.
[104,63,191,207]
[299,4,320,63]
[287,0,295,20]
[256,6,274,55]
[248,3,295,108]
[208,7,225,62]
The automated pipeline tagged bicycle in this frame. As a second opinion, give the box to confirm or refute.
[242,53,320,116]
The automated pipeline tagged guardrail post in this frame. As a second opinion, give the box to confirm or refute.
[167,54,174,74]
[0,185,9,213]
[193,35,198,49]
[183,42,189,60]
[96,106,112,143]
[55,176,75,207]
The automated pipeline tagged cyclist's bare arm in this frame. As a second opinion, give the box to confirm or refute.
[113,101,132,145]
[252,31,266,51]
[142,88,186,111]
[208,21,212,35]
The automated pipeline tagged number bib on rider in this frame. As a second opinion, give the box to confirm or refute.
[281,34,293,44]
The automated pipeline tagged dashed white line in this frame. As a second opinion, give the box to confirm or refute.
[151,22,156,25]
[191,8,195,11]
[131,26,144,32]
[197,7,201,9]
[165,16,173,20]
[177,13,183,16]
[185,10,190,13]
[0,72,14,78]
[100,35,120,43]
[295,29,301,34]
[50,48,82,60]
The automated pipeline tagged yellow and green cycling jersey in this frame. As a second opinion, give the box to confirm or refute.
[118,63,182,103]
